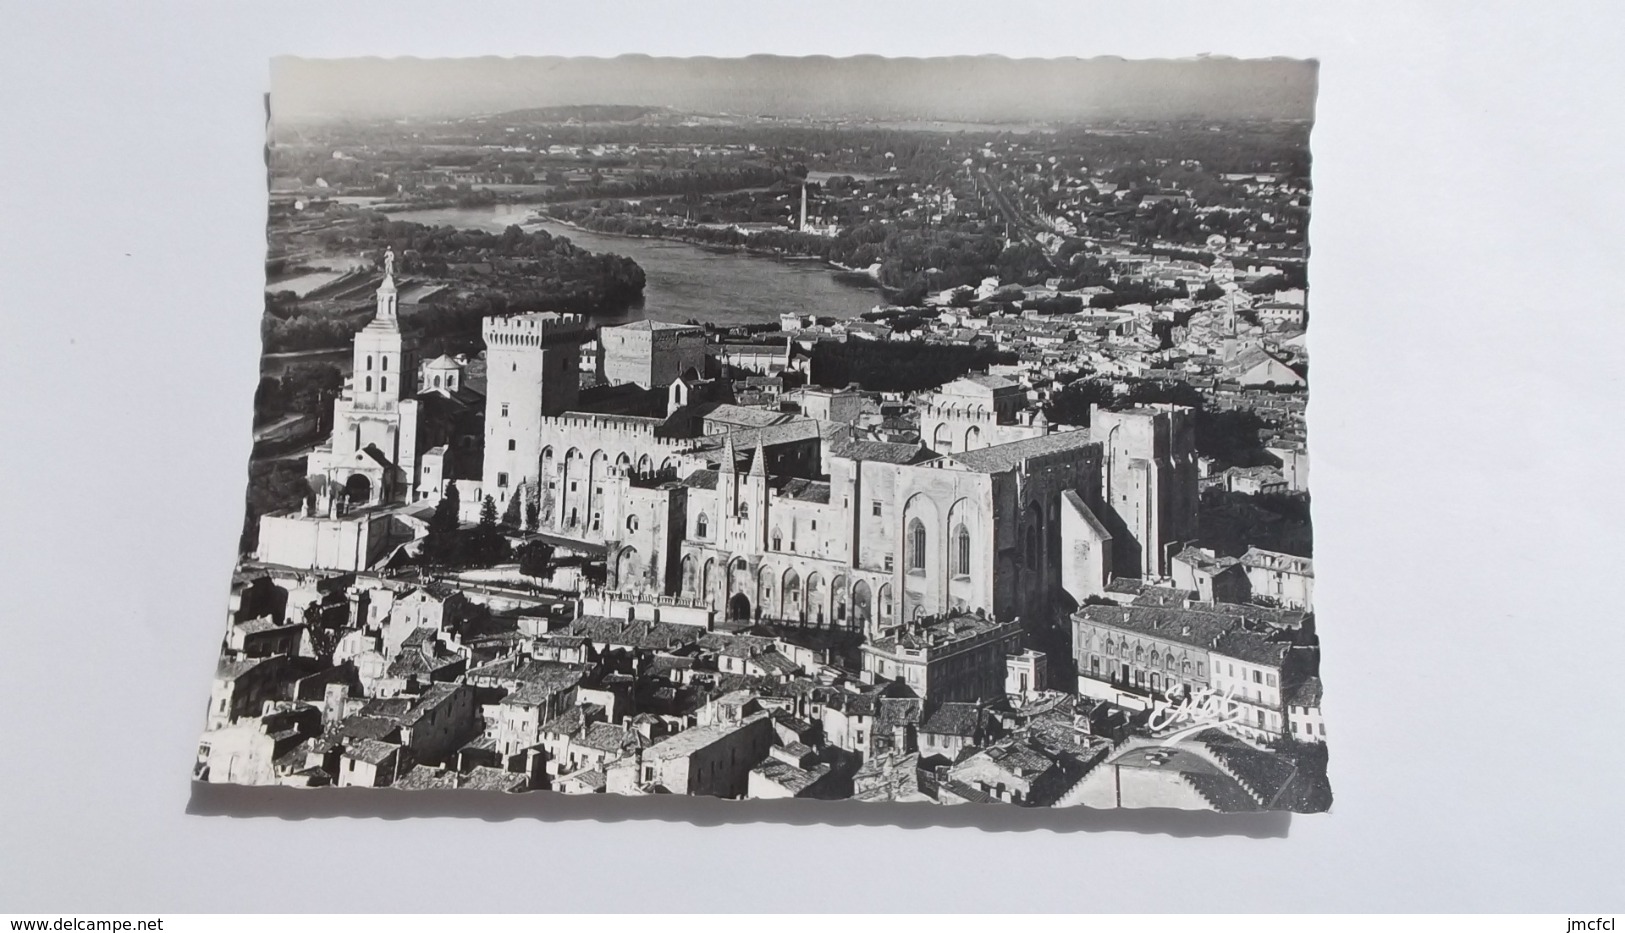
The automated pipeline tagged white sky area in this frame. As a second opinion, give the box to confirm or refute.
[272,55,1317,123]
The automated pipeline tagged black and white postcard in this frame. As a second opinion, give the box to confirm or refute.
[197,54,1326,813]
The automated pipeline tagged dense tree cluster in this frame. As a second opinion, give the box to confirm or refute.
[239,460,311,553]
[262,217,647,354]
[517,540,556,579]
[1044,377,1279,472]
[418,486,512,569]
[253,363,344,426]
[538,165,782,204]
[809,339,1015,394]
[1200,489,1313,559]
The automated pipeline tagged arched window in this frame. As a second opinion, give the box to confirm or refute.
[696,514,709,538]
[626,515,639,533]
[434,375,442,388]
[907,518,927,572]
[366,355,373,370]
[364,376,372,391]
[771,529,783,551]
[739,502,749,519]
[953,524,971,576]
[1135,645,1145,662]
[380,376,388,392]
[783,571,801,613]
[381,356,389,371]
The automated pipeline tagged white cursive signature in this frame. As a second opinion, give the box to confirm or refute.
[1145,686,1250,745]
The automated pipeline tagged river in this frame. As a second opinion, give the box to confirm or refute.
[382,203,883,327]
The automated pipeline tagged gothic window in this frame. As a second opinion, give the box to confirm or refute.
[739,502,749,519]
[771,529,782,551]
[907,518,927,572]
[696,514,709,538]
[434,376,442,388]
[953,524,971,576]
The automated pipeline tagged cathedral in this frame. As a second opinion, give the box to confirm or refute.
[449,309,1199,635]
[258,254,1198,637]
[256,250,482,571]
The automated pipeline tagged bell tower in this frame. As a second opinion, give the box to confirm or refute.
[353,248,410,411]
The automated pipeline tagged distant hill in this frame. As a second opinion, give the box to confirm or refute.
[484,104,667,124]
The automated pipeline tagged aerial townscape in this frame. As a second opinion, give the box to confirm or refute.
[203,66,1325,812]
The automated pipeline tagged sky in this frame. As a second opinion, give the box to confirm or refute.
[271,55,1317,124]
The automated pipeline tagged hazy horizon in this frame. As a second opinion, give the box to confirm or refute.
[272,55,1317,125]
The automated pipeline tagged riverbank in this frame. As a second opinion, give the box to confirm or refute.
[381,203,888,326]
[534,210,893,296]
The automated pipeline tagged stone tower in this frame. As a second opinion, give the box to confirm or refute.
[1091,403,1199,579]
[351,271,411,411]
[308,259,421,506]
[480,312,591,516]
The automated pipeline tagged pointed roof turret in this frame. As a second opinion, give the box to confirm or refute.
[371,247,400,325]
[748,444,767,478]
[720,437,739,474]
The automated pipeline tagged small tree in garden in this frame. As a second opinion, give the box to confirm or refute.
[517,540,555,580]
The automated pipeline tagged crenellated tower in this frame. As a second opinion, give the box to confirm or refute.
[480,312,592,516]
[1091,403,1199,579]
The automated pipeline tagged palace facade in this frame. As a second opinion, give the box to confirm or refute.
[262,294,1199,640]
